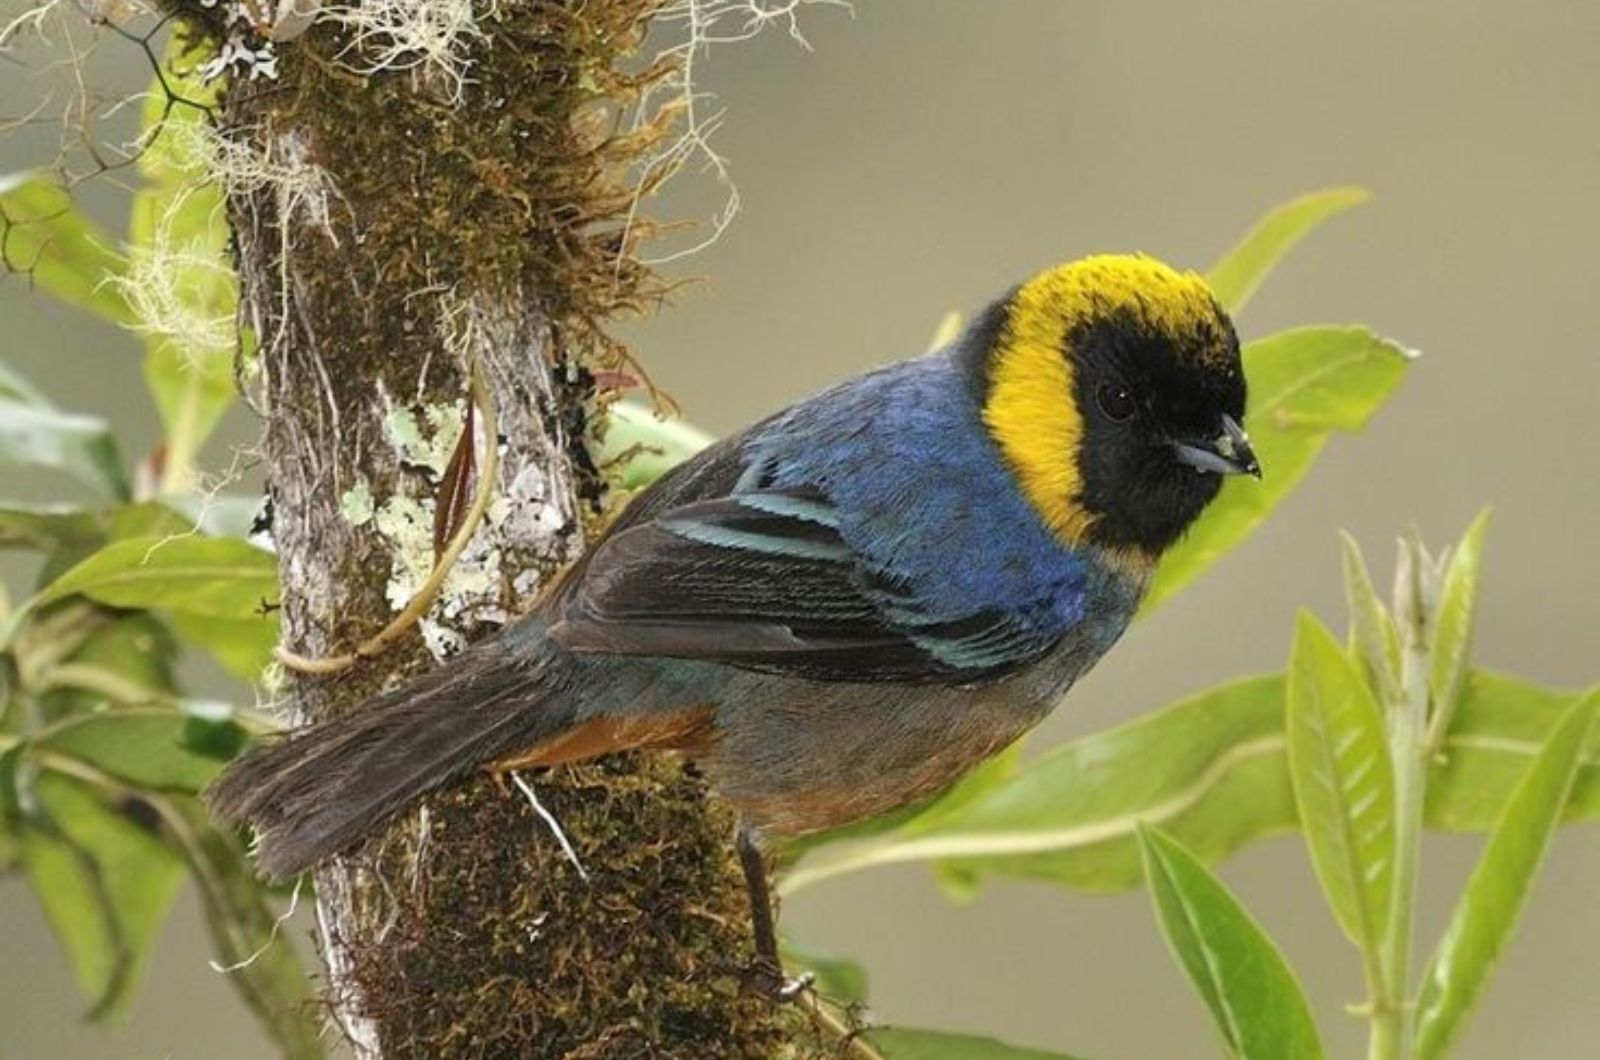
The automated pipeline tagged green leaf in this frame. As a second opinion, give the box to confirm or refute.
[160,799,325,1060]
[137,296,236,483]
[0,172,133,324]
[0,396,129,500]
[783,671,1598,897]
[1145,327,1413,612]
[105,499,197,541]
[1425,510,1490,752]
[872,1027,1087,1060]
[1339,531,1399,703]
[0,744,25,827]
[1286,613,1394,959]
[2,500,194,584]
[18,819,123,1012]
[1414,687,1600,1060]
[1427,672,1599,829]
[37,535,278,618]
[0,502,101,554]
[1206,187,1370,315]
[1138,826,1325,1060]
[922,742,1031,903]
[19,772,185,1020]
[40,710,229,792]
[180,702,252,762]
[37,612,178,722]
[169,611,279,681]
[596,402,713,489]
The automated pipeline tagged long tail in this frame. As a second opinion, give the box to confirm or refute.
[208,629,584,880]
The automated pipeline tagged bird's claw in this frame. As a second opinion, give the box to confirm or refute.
[776,971,816,1003]
[743,960,815,1004]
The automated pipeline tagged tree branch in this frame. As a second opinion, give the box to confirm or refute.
[213,2,838,1056]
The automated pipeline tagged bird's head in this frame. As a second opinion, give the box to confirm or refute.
[976,254,1258,564]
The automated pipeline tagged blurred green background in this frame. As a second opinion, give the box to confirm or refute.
[2,1,1597,1057]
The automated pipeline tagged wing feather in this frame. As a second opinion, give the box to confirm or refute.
[551,490,1059,685]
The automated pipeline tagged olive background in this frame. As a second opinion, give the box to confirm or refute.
[2,1,1598,1057]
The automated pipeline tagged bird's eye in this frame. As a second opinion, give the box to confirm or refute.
[1096,384,1137,422]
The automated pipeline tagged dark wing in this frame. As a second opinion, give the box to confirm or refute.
[549,489,1060,685]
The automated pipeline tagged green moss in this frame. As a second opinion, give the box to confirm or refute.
[353,758,837,1058]
[224,0,671,388]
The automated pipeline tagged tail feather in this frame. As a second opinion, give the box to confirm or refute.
[208,636,574,880]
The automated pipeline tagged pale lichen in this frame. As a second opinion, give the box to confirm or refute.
[368,393,486,657]
[340,479,375,524]
[113,216,238,361]
[196,0,287,80]
[381,401,463,477]
[324,0,495,105]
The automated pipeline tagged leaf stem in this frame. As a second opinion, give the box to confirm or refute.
[1371,546,1433,1060]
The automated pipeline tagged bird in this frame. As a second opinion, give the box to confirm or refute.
[207,253,1260,994]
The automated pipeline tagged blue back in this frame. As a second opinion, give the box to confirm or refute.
[742,349,1137,652]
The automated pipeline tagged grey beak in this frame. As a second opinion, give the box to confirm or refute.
[1171,414,1261,478]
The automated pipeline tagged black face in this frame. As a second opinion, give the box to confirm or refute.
[1069,307,1247,554]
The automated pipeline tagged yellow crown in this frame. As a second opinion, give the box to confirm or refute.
[982,254,1223,558]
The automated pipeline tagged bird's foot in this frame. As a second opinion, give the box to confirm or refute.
[742,958,815,1004]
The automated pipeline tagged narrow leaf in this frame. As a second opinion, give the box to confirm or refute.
[40,710,230,793]
[36,535,278,619]
[0,397,129,500]
[1139,826,1325,1060]
[19,820,126,1014]
[1145,326,1413,611]
[142,341,237,480]
[1414,687,1600,1060]
[1206,187,1370,315]
[20,772,185,1020]
[1340,531,1399,703]
[37,612,178,723]
[873,1027,1087,1059]
[1286,613,1395,958]
[0,821,18,873]
[160,799,325,1060]
[0,172,133,324]
[1426,510,1490,751]
[432,398,477,561]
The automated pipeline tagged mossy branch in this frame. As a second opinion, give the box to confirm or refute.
[198,1,842,1056]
